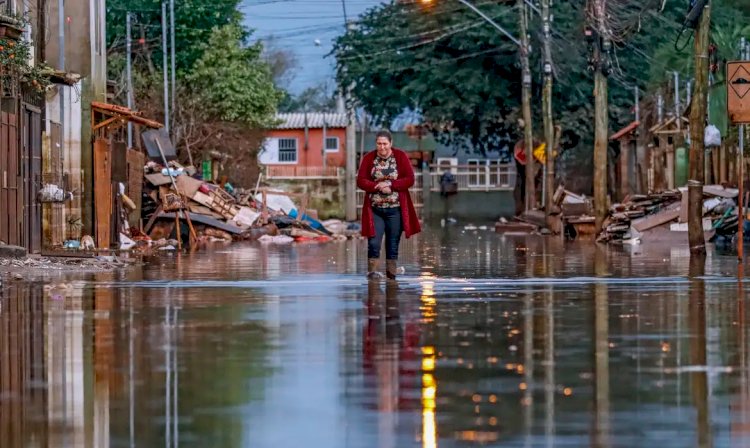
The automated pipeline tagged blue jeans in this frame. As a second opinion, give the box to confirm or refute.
[368,207,403,260]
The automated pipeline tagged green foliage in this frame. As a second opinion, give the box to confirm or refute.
[106,0,244,73]
[0,34,51,94]
[334,0,750,156]
[185,24,282,126]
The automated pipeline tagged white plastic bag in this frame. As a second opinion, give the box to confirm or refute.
[705,124,721,147]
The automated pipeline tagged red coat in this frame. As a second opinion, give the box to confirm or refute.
[357,148,422,239]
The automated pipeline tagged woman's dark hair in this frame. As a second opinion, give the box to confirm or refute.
[375,130,392,142]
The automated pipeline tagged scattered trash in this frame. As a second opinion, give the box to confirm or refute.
[80,235,95,250]
[258,235,294,244]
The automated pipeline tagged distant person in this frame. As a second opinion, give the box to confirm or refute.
[357,130,422,279]
[439,170,458,197]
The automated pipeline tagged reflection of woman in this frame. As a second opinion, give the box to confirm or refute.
[364,282,402,412]
[363,282,421,415]
[357,130,422,280]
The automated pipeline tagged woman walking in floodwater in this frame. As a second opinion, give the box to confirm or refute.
[358,130,421,279]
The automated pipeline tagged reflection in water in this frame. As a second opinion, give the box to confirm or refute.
[592,248,610,448]
[690,255,712,448]
[3,229,750,447]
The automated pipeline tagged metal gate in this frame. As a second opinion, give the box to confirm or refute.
[22,105,42,253]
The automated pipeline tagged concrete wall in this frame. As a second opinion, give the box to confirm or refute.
[45,83,83,243]
[424,191,516,222]
[44,0,106,236]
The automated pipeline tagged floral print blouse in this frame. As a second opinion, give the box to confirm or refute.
[370,154,400,208]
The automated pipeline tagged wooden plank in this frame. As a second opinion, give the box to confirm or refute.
[144,172,172,186]
[188,204,224,219]
[111,141,127,182]
[175,175,203,198]
[0,112,8,244]
[631,204,681,232]
[703,184,738,198]
[126,149,145,229]
[159,211,247,234]
[94,139,112,249]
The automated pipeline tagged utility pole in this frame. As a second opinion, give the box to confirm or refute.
[126,12,133,148]
[341,0,348,23]
[518,0,535,211]
[161,2,170,134]
[687,1,711,256]
[591,0,610,233]
[542,0,555,221]
[345,22,357,221]
[170,0,176,135]
[59,0,65,151]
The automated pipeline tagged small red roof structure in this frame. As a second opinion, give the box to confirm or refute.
[609,121,640,141]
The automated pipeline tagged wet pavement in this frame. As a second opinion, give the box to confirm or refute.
[2,225,750,447]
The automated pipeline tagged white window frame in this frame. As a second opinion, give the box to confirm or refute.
[436,157,458,174]
[277,138,298,164]
[467,159,483,187]
[325,136,339,152]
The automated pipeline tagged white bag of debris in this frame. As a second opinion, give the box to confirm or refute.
[705,125,721,147]
[322,219,346,235]
[120,233,136,250]
[258,234,294,244]
[38,184,67,203]
[255,192,297,214]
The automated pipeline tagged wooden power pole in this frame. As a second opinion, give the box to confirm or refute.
[542,0,555,221]
[592,1,609,233]
[519,0,535,211]
[688,1,711,255]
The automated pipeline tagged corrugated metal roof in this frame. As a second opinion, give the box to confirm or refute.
[272,112,348,130]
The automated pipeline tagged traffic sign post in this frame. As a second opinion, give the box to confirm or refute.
[728,61,750,124]
[727,61,750,261]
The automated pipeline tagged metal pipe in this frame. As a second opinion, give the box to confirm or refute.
[59,0,65,159]
[170,0,175,135]
[162,2,169,133]
[634,86,640,122]
[674,71,680,124]
[126,12,133,147]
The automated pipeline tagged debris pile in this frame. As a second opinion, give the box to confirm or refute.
[597,190,682,243]
[594,186,739,244]
[135,160,359,251]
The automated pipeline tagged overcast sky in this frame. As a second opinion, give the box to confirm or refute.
[242,0,379,94]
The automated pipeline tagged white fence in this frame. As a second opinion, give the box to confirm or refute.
[266,165,340,179]
[264,163,516,216]
[429,164,516,192]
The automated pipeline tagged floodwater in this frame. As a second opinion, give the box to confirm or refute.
[2,225,750,448]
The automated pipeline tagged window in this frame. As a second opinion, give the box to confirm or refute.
[278,138,297,163]
[325,137,339,152]
[467,159,482,187]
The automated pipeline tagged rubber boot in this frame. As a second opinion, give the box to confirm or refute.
[386,259,398,280]
[367,258,383,279]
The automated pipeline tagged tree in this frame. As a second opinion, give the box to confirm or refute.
[332,0,750,173]
[278,82,338,112]
[106,0,245,74]
[185,24,282,126]
[262,37,299,89]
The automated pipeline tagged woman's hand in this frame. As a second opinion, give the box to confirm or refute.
[375,181,391,191]
[380,187,392,195]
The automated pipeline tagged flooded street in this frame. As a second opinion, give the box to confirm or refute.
[3,225,750,447]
